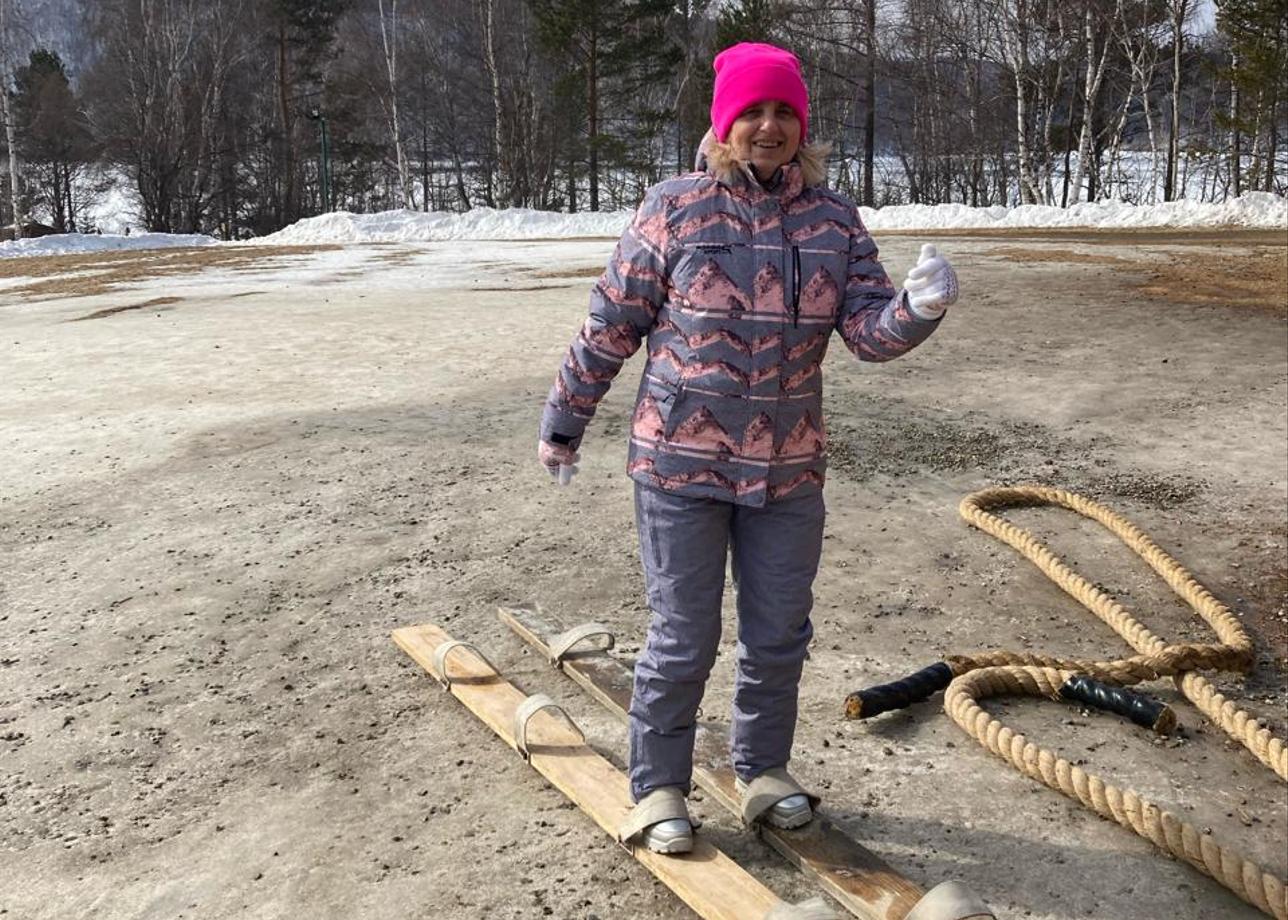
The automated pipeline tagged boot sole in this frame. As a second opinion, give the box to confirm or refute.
[645,835,694,854]
[765,805,813,830]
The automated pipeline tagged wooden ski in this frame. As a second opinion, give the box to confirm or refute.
[393,621,838,920]
[498,605,991,920]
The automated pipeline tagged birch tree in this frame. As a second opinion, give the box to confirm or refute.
[1162,0,1192,200]
[1067,0,1113,203]
[0,0,28,236]
[992,0,1046,203]
[1109,0,1166,201]
[378,0,413,208]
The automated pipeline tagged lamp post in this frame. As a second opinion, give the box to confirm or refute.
[308,108,332,213]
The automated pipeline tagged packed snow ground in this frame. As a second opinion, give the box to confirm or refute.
[0,232,218,258]
[3,191,1283,258]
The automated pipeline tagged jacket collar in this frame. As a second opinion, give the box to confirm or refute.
[697,153,807,204]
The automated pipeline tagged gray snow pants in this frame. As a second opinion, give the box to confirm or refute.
[629,481,826,802]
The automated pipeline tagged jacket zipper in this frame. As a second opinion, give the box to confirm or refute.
[791,244,801,327]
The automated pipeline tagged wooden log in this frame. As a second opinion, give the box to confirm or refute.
[498,604,930,920]
[392,622,825,920]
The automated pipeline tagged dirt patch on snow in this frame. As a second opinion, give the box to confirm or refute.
[525,265,605,279]
[983,246,1138,267]
[984,243,1287,312]
[0,245,338,300]
[1137,247,1288,311]
[69,296,185,321]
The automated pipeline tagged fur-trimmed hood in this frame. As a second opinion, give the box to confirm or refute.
[695,128,830,189]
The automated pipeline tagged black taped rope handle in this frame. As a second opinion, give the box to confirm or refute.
[1058,674,1178,734]
[844,662,955,720]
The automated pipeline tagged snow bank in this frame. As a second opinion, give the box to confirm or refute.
[0,231,217,258]
[860,191,1287,231]
[254,206,633,245]
[6,192,1281,259]
[259,192,1285,245]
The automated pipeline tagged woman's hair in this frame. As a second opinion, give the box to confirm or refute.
[703,137,832,187]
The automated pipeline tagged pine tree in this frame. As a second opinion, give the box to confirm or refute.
[270,0,349,225]
[13,48,95,231]
[1217,0,1288,193]
[527,0,679,210]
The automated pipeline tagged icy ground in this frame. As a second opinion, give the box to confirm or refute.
[3,229,1284,920]
[3,191,1284,258]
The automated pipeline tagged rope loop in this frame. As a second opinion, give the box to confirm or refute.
[942,486,1287,919]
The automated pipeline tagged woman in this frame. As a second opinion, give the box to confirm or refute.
[537,42,960,853]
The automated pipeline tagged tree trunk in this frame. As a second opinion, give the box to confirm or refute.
[65,163,77,231]
[1060,31,1080,208]
[481,0,506,206]
[862,0,875,207]
[421,109,430,212]
[1163,0,1188,201]
[277,22,298,224]
[1265,86,1279,192]
[1,80,19,237]
[1000,0,1043,204]
[1230,48,1241,198]
[587,26,599,212]
[567,149,577,212]
[0,0,21,239]
[380,0,413,209]
[1104,76,1135,200]
[452,149,471,210]
[1069,4,1110,205]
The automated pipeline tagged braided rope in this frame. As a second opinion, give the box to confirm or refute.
[945,486,1286,919]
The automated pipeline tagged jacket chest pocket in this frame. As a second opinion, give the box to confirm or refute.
[672,242,755,319]
[794,247,849,322]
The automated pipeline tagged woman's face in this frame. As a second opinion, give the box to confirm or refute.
[727,100,802,180]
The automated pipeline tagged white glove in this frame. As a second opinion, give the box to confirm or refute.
[902,244,959,319]
[537,440,580,487]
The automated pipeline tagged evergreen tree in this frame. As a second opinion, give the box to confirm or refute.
[269,0,349,225]
[14,48,95,231]
[527,0,679,210]
[1217,0,1288,192]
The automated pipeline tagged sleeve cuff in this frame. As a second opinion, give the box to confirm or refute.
[540,402,587,450]
[903,288,947,321]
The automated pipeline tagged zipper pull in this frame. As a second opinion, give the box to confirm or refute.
[791,245,801,327]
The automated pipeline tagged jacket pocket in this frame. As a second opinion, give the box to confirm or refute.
[673,241,754,315]
[795,246,848,321]
[632,374,684,445]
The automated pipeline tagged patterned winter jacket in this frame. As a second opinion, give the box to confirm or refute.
[540,156,942,507]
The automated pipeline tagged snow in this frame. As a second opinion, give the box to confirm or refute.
[81,180,141,236]
[253,206,633,245]
[859,192,1288,231]
[0,232,217,259]
[256,192,1287,246]
[3,192,1282,259]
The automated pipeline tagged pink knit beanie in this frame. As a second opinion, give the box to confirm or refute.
[710,43,809,143]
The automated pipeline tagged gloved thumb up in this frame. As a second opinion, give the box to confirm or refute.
[902,242,959,318]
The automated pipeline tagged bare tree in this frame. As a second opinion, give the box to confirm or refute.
[479,0,506,206]
[1162,0,1192,200]
[378,0,414,208]
[0,0,28,237]
[1107,0,1166,201]
[1066,0,1113,202]
[990,0,1049,202]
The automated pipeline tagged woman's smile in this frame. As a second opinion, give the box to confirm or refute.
[728,101,801,181]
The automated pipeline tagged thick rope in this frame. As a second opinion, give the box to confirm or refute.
[944,486,1286,919]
